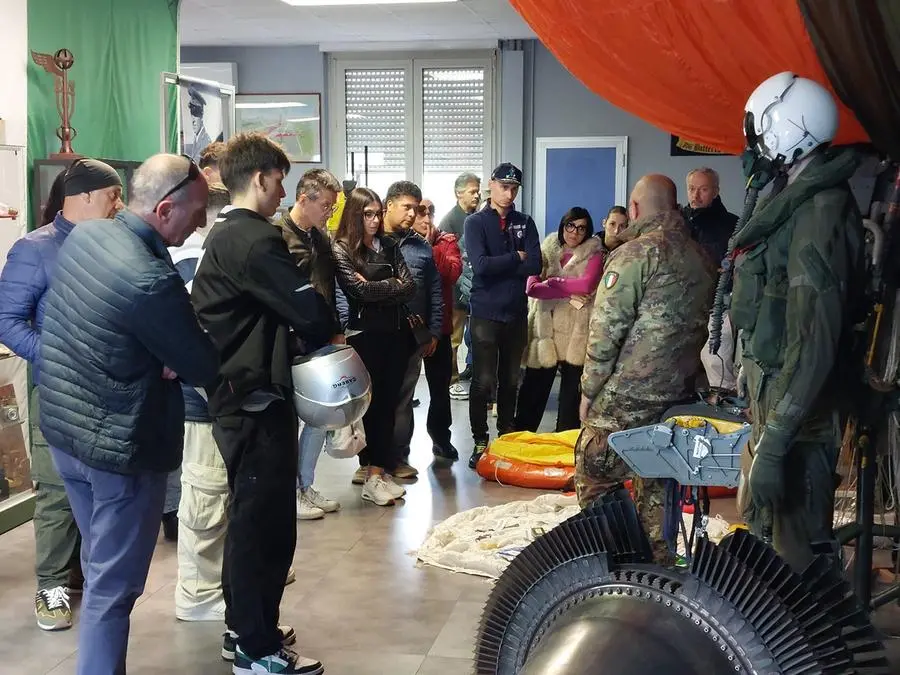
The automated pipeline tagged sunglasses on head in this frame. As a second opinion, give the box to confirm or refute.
[156,155,201,208]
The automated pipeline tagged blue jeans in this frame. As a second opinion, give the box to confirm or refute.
[51,448,167,675]
[296,424,327,491]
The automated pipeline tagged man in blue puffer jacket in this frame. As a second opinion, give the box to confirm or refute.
[38,154,219,675]
[0,158,122,633]
[384,181,442,480]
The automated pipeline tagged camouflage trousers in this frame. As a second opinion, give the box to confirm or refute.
[575,419,673,565]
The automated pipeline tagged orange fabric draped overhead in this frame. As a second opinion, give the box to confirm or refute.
[509,0,869,154]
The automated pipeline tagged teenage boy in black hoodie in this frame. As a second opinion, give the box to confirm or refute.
[191,133,332,675]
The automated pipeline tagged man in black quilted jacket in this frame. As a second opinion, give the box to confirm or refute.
[38,153,219,675]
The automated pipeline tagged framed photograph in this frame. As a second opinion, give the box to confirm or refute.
[235,94,322,163]
[160,72,236,159]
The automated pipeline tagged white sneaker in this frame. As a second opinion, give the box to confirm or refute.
[380,473,406,499]
[296,493,325,521]
[361,474,397,506]
[302,487,340,513]
[449,383,469,400]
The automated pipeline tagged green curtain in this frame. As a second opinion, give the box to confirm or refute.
[27,0,179,224]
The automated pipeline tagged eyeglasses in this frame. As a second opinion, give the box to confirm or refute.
[314,198,337,214]
[363,209,382,221]
[565,223,588,234]
[155,155,200,209]
[416,204,435,217]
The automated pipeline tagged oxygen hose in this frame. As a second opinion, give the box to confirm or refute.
[707,177,762,355]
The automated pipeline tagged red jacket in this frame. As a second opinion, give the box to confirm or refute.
[431,231,462,335]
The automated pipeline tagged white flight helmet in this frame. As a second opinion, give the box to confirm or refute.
[290,344,371,430]
[743,71,838,168]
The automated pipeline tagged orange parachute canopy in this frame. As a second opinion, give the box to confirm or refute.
[509,0,869,154]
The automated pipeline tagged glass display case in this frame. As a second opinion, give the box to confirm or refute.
[0,144,34,533]
[32,158,141,229]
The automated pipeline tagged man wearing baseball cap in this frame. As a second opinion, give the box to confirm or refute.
[463,162,541,468]
[0,158,123,632]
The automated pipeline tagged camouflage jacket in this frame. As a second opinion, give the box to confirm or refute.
[731,147,865,442]
[581,210,715,424]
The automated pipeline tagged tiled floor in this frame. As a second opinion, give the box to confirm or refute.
[1,375,899,673]
[0,378,547,675]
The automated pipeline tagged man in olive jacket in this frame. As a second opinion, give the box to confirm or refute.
[274,167,344,519]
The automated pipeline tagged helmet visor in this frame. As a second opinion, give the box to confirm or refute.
[743,111,759,150]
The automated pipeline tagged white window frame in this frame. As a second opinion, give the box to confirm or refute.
[533,136,629,230]
[327,52,496,186]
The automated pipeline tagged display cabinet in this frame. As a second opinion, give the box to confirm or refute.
[32,158,141,228]
[0,144,33,534]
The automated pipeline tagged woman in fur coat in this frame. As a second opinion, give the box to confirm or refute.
[514,207,605,432]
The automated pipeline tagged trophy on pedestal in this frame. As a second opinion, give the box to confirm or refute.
[31,48,81,159]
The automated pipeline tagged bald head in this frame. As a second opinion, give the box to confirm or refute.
[130,153,209,247]
[629,174,677,220]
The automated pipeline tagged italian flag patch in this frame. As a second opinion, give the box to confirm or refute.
[603,271,619,289]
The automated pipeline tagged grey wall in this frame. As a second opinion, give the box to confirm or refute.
[180,45,327,204]
[524,42,745,217]
[180,42,748,216]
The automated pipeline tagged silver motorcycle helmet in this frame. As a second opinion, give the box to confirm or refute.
[291,344,372,430]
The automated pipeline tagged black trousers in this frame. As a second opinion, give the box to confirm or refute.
[214,399,298,659]
[350,330,410,471]
[514,362,584,433]
[423,333,453,447]
[469,316,527,443]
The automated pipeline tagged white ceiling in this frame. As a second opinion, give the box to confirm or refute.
[179,0,536,47]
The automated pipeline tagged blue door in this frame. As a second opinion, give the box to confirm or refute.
[544,146,618,236]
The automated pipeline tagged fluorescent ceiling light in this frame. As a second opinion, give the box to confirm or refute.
[235,101,308,109]
[282,0,456,6]
[286,117,321,123]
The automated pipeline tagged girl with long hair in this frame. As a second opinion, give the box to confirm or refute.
[514,206,605,432]
[332,188,417,506]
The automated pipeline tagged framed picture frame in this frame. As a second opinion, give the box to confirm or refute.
[160,72,236,160]
[235,93,322,163]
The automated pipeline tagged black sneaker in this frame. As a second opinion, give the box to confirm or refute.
[233,646,323,675]
[459,365,473,381]
[222,626,296,662]
[162,510,178,542]
[432,442,459,461]
[468,440,488,469]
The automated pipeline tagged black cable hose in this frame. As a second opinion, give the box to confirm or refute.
[707,181,762,355]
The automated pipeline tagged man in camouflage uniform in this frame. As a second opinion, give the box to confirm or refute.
[576,174,715,563]
[734,73,865,572]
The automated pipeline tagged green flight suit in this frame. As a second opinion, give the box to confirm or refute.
[731,147,865,572]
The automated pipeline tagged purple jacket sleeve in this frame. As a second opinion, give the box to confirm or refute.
[0,239,44,363]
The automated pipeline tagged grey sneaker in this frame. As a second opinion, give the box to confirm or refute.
[35,586,72,631]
